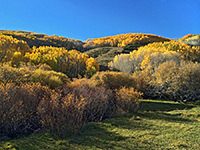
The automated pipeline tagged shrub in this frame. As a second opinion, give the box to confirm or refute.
[0,83,52,137]
[132,69,153,98]
[69,79,115,121]
[115,87,142,113]
[151,60,200,102]
[31,69,70,88]
[0,63,69,88]
[91,71,136,90]
[38,78,115,135]
[0,63,32,84]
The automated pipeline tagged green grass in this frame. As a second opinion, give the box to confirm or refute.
[1,99,200,150]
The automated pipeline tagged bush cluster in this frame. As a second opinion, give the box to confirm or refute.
[0,63,69,88]
[91,71,136,89]
[38,79,114,135]
[109,40,200,102]
[91,71,142,113]
[151,61,200,101]
[0,74,141,137]
[116,87,142,113]
[0,83,51,137]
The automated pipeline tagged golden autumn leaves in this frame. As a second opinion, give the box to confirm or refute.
[109,40,200,74]
[84,33,170,49]
[0,35,99,78]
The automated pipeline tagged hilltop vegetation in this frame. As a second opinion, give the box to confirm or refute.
[179,34,200,46]
[83,33,171,69]
[109,40,200,101]
[0,30,84,51]
[83,33,171,49]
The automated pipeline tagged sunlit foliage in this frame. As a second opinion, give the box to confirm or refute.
[0,35,30,65]
[135,41,200,61]
[115,87,142,112]
[0,30,83,51]
[83,33,170,49]
[25,46,99,78]
[91,71,136,90]
[0,63,69,88]
[151,60,200,101]
[109,41,200,74]
[179,34,200,46]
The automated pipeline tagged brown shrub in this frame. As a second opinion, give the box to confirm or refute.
[38,78,115,135]
[132,68,154,98]
[91,71,136,90]
[0,83,52,137]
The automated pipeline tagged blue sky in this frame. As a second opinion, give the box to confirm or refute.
[0,0,199,41]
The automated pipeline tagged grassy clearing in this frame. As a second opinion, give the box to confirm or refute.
[0,99,200,150]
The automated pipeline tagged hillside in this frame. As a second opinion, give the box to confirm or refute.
[0,30,84,51]
[1,31,200,149]
[84,33,171,70]
[0,31,173,70]
[84,47,124,70]
[179,34,200,46]
[83,33,171,50]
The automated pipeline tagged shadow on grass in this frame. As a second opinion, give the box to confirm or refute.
[66,122,129,149]
[135,111,194,123]
[140,100,194,112]
[46,100,195,149]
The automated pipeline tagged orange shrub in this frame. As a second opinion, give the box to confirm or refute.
[116,87,142,113]
[38,78,115,135]
[91,71,136,90]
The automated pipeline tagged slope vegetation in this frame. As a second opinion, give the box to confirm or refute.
[179,34,200,46]
[84,33,171,70]
[83,33,171,49]
[0,30,84,51]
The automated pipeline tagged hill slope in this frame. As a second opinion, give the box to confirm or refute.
[83,33,171,50]
[0,30,84,51]
[0,31,173,70]
[84,47,124,70]
[84,33,171,70]
[179,34,200,46]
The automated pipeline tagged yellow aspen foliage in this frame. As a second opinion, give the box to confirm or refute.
[11,52,23,67]
[0,35,30,62]
[140,55,151,70]
[86,57,99,77]
[84,33,170,49]
[25,46,99,78]
[0,30,83,51]
[110,41,192,74]
[136,41,200,62]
